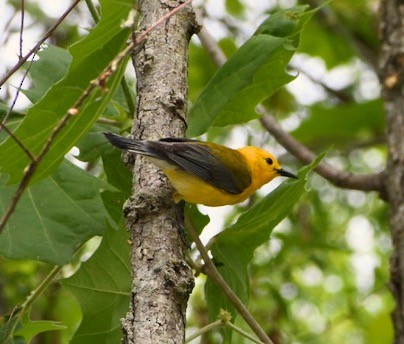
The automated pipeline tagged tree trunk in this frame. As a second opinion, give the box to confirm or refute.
[380,1,404,342]
[121,2,198,343]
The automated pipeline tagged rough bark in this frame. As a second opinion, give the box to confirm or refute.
[380,1,404,342]
[121,1,198,343]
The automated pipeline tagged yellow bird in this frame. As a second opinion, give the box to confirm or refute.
[104,132,297,207]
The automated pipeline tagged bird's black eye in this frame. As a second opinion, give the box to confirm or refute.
[266,157,273,165]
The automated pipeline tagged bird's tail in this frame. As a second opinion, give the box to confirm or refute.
[104,132,150,155]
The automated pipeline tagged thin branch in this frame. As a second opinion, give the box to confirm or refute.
[0,0,82,88]
[0,122,35,160]
[185,319,223,343]
[0,0,194,234]
[0,53,36,134]
[0,12,18,47]
[197,22,226,67]
[18,0,25,60]
[259,112,386,196]
[227,321,265,344]
[197,19,386,198]
[0,110,73,234]
[185,217,274,344]
[185,312,264,344]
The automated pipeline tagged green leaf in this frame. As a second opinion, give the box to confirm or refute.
[187,6,313,137]
[225,0,244,17]
[0,0,132,184]
[185,203,210,235]
[22,44,72,103]
[0,309,25,344]
[0,160,109,265]
[0,108,23,144]
[364,311,394,344]
[291,99,385,147]
[15,315,65,343]
[205,155,324,326]
[62,223,131,344]
[188,42,218,103]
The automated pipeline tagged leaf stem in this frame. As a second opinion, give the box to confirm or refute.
[227,321,265,344]
[185,319,222,342]
[21,265,62,311]
[84,0,99,22]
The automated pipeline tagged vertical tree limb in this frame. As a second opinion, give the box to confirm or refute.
[380,1,404,342]
[121,1,198,343]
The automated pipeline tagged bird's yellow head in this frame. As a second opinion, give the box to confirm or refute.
[238,146,298,188]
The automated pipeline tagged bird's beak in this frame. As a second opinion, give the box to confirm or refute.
[276,168,298,179]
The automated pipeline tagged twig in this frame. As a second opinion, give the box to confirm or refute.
[0,122,35,160]
[227,321,265,344]
[185,319,223,342]
[18,0,25,60]
[197,23,226,67]
[0,110,74,234]
[185,218,274,344]
[0,0,82,88]
[0,0,194,234]
[0,12,18,47]
[185,309,263,343]
[0,53,36,135]
[197,20,386,198]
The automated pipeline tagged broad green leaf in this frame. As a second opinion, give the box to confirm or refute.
[187,6,313,137]
[15,315,65,343]
[0,160,109,265]
[22,44,72,103]
[75,126,132,193]
[100,141,132,194]
[185,203,210,236]
[205,155,324,328]
[75,127,131,224]
[0,0,132,184]
[364,311,394,344]
[62,223,131,344]
[291,99,385,147]
[188,42,217,103]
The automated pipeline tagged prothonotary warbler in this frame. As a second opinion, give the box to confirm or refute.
[104,132,297,207]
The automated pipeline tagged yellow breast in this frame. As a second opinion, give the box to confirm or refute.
[163,167,255,207]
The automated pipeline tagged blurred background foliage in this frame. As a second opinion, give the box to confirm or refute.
[0,0,392,343]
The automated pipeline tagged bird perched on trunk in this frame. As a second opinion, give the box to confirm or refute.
[104,132,297,207]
